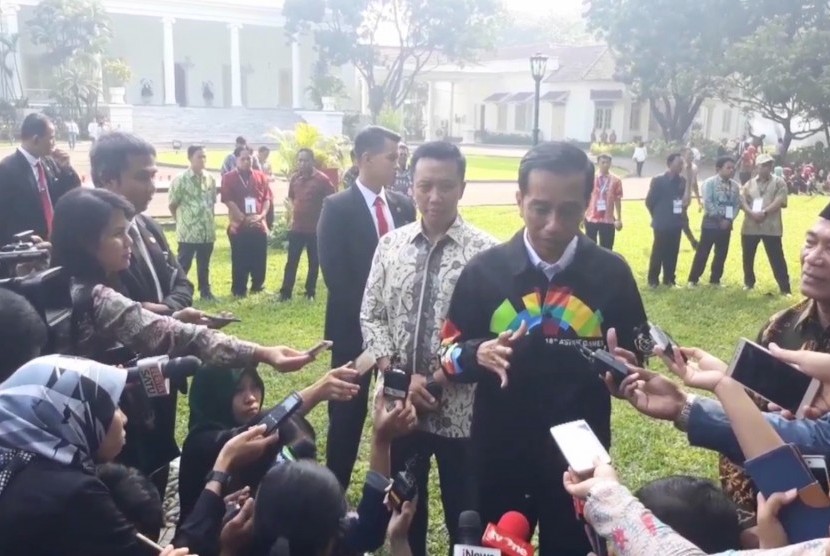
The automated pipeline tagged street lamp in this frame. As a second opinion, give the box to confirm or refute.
[530,52,548,146]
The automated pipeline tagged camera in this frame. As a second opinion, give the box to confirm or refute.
[388,455,420,511]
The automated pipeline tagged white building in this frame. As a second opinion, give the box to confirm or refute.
[1,0,348,142]
[421,43,747,145]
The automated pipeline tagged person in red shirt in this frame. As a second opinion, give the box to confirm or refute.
[584,154,623,250]
[221,149,272,298]
[278,148,336,301]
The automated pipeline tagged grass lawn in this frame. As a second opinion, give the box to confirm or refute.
[156,149,628,182]
[171,196,826,553]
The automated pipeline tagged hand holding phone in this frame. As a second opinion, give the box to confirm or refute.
[551,420,611,477]
[305,340,333,358]
[261,392,304,435]
[649,323,686,362]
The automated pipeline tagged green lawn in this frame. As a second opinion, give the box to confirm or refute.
[172,196,826,553]
[156,149,629,182]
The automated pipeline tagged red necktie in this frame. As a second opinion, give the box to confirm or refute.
[36,161,53,237]
[373,196,390,237]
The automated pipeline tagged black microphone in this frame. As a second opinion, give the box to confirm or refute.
[454,510,499,555]
[125,355,202,397]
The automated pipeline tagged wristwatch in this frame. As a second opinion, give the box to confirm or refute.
[205,469,232,491]
[673,394,697,432]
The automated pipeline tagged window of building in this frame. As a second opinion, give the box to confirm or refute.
[278,69,291,107]
[594,104,613,130]
[497,104,507,131]
[722,108,733,134]
[515,102,530,131]
[629,102,641,131]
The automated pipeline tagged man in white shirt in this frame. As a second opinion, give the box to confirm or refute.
[317,125,416,489]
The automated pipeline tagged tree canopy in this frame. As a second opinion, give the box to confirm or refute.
[283,0,503,119]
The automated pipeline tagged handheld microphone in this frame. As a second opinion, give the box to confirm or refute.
[125,355,202,397]
[481,511,535,556]
[453,511,499,556]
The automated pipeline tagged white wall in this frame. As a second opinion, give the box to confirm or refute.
[108,14,165,105]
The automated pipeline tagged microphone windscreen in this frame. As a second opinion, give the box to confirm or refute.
[164,355,202,378]
[498,511,531,541]
[457,510,482,545]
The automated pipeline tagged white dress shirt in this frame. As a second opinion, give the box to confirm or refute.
[130,219,164,302]
[523,229,578,281]
[18,147,41,185]
[356,178,395,236]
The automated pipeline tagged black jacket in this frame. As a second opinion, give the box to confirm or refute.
[0,458,152,556]
[0,150,81,245]
[442,232,648,471]
[119,213,194,311]
[317,185,415,358]
[645,172,686,231]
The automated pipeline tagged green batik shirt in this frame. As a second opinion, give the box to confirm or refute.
[170,169,217,243]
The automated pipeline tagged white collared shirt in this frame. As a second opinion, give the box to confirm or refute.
[130,219,164,302]
[523,229,578,281]
[356,178,395,236]
[18,147,41,185]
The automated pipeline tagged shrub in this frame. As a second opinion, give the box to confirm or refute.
[268,198,293,251]
[590,142,635,158]
[477,130,533,146]
[269,122,351,179]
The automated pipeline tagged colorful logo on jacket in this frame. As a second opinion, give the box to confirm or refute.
[489,286,603,338]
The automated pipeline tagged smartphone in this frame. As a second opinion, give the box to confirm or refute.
[204,313,242,324]
[354,349,377,376]
[306,340,333,358]
[136,533,163,553]
[550,419,611,476]
[805,455,830,495]
[727,338,820,417]
[383,368,411,401]
[649,323,686,362]
[590,349,630,386]
[261,392,304,435]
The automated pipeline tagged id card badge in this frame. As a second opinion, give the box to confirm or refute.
[752,198,764,212]
[673,199,683,214]
[596,199,607,212]
[725,206,734,220]
[244,197,257,215]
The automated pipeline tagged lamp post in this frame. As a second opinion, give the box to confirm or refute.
[530,53,548,146]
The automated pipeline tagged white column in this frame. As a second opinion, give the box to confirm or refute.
[425,81,434,140]
[229,23,242,107]
[2,3,22,99]
[291,39,302,109]
[95,53,104,102]
[162,17,176,105]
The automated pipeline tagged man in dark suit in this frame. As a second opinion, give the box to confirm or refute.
[318,125,417,488]
[90,131,194,492]
[0,113,81,246]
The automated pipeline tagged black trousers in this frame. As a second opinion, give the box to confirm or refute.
[647,228,682,285]
[688,228,731,284]
[635,160,644,177]
[584,221,616,250]
[682,211,698,248]
[742,234,791,293]
[177,242,214,296]
[326,350,372,489]
[279,231,319,298]
[391,432,474,556]
[228,230,267,297]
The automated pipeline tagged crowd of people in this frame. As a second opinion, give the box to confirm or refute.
[4,110,830,556]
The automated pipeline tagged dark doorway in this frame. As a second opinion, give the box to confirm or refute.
[479,105,486,132]
[174,63,187,106]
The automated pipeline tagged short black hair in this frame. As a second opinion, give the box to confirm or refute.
[636,476,741,553]
[233,145,246,157]
[20,113,51,141]
[715,156,736,170]
[666,153,682,166]
[258,145,270,154]
[90,132,156,188]
[187,145,204,159]
[596,154,612,163]
[297,148,315,159]
[96,463,163,538]
[235,136,246,146]
[52,188,135,284]
[518,141,594,203]
[354,126,401,159]
[0,288,47,382]
[410,141,467,181]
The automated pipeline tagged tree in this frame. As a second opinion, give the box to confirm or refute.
[283,0,503,121]
[498,10,591,46]
[586,0,745,142]
[26,0,111,122]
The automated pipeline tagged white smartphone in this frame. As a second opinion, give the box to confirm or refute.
[727,338,820,417]
[353,349,377,376]
[550,419,611,476]
[805,455,830,495]
[306,340,333,358]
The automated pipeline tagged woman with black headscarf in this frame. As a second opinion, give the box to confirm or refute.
[0,355,193,555]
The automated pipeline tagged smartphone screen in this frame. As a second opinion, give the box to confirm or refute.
[261,392,303,435]
[728,339,819,414]
[805,456,830,495]
[550,420,611,475]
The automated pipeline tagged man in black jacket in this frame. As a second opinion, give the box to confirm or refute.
[91,132,194,492]
[318,125,416,488]
[433,142,648,555]
[0,113,81,246]
[646,153,687,287]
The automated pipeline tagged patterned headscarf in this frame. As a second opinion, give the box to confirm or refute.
[0,355,126,495]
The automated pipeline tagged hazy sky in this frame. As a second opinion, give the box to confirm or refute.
[506,0,584,17]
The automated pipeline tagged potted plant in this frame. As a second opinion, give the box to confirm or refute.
[269,122,350,186]
[202,81,214,107]
[140,78,153,104]
[103,58,131,105]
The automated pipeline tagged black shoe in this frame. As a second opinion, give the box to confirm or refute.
[305,294,315,301]
[201,292,215,301]
[278,293,291,302]
[648,282,659,289]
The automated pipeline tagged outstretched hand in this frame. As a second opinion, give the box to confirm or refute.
[475,320,528,388]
